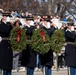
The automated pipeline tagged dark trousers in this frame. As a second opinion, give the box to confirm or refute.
[70,67,76,75]
[45,67,52,75]
[3,70,11,75]
[26,67,34,75]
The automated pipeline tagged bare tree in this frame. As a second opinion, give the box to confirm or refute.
[47,0,76,19]
[0,0,76,20]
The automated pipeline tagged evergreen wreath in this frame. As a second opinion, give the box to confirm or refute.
[10,26,26,52]
[50,29,65,53]
[31,29,50,54]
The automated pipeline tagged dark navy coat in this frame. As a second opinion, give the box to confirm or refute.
[21,44,37,68]
[21,26,37,68]
[65,30,76,67]
[0,22,13,70]
[65,44,76,67]
[39,26,54,68]
[39,49,53,68]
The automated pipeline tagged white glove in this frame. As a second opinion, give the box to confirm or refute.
[0,36,2,42]
[6,16,10,22]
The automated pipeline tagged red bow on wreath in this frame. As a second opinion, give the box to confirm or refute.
[40,30,46,42]
[16,28,22,42]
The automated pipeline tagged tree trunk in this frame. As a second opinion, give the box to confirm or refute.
[48,0,52,15]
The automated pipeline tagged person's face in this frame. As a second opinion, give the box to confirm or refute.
[2,17,6,23]
[36,25,40,29]
[68,25,72,30]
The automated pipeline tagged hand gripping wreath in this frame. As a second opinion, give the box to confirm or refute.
[10,26,26,52]
[50,29,65,53]
[31,29,50,54]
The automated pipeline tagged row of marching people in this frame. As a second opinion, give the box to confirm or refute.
[20,16,55,75]
[0,16,55,75]
[0,16,76,75]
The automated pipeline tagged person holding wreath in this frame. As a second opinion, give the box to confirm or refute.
[39,19,54,75]
[21,17,37,75]
[0,16,13,75]
[65,23,76,75]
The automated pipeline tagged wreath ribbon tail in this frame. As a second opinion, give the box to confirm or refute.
[16,34,20,42]
[42,36,46,42]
